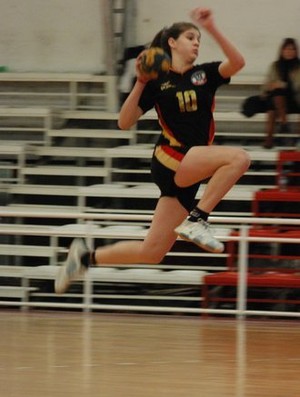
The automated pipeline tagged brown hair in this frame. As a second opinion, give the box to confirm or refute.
[150,22,200,58]
[278,37,299,59]
[275,37,300,75]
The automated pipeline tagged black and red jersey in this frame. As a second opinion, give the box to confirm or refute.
[138,61,230,171]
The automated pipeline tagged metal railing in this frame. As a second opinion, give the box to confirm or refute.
[0,208,299,318]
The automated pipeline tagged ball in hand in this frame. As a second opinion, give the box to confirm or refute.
[139,47,171,80]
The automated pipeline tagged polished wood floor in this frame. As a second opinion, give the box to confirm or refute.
[0,310,299,397]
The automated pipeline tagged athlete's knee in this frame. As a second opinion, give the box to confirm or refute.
[232,148,251,172]
[139,245,165,264]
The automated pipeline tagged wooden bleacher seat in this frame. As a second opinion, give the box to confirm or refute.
[0,107,54,144]
[0,73,118,112]
[19,265,208,312]
[62,110,119,121]
[20,165,110,182]
[24,142,280,184]
[4,203,251,218]
[4,182,274,215]
[0,244,61,268]
[46,128,136,146]
[0,142,26,183]
[25,144,107,158]
[0,285,37,299]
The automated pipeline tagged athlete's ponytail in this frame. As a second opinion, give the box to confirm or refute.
[149,22,200,59]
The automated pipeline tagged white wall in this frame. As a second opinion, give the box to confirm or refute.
[0,0,105,73]
[136,0,300,77]
[0,0,299,76]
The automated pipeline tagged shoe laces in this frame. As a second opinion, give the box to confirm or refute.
[197,218,215,236]
[197,218,209,228]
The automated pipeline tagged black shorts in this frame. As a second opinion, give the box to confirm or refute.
[151,156,200,212]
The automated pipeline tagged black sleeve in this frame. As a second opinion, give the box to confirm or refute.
[138,81,157,113]
[203,61,231,90]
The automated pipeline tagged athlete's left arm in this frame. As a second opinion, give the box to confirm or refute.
[191,7,245,78]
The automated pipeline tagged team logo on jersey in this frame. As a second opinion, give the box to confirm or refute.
[160,81,176,91]
[191,70,207,86]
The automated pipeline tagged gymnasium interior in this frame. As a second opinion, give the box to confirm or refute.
[0,2,299,396]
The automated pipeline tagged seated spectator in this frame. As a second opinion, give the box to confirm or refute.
[262,38,300,149]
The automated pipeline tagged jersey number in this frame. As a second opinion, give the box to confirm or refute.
[176,90,197,112]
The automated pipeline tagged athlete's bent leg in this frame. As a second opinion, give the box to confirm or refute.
[174,145,250,252]
[175,145,250,212]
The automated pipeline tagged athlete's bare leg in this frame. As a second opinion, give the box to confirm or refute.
[94,196,188,265]
[174,145,251,212]
[55,146,250,293]
[55,196,189,293]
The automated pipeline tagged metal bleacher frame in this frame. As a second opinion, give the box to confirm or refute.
[0,210,299,318]
[0,73,118,112]
[0,72,299,317]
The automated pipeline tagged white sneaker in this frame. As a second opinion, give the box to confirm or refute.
[55,238,89,294]
[175,218,224,253]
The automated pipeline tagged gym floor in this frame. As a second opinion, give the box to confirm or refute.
[1,310,299,397]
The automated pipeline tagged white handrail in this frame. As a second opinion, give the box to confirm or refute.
[0,207,299,226]
[0,209,299,318]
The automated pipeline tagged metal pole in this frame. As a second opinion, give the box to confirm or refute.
[237,224,249,319]
[99,0,115,74]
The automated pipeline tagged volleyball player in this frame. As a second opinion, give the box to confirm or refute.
[55,7,250,294]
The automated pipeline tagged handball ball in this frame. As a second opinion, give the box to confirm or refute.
[140,47,171,80]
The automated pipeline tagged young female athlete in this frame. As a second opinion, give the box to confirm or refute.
[55,7,251,294]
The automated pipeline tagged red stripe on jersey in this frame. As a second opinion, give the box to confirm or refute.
[160,145,184,161]
[154,145,185,171]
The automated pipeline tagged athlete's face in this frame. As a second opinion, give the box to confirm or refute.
[171,28,201,63]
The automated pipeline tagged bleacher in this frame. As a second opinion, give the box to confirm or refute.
[0,72,299,317]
